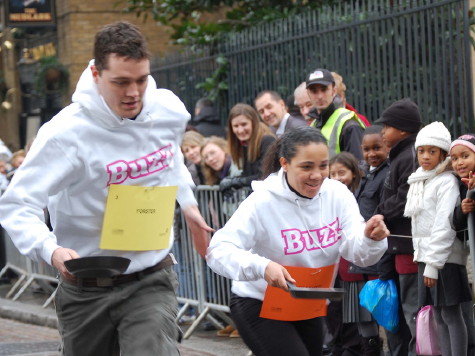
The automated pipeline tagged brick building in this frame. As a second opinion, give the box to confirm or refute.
[0,0,173,150]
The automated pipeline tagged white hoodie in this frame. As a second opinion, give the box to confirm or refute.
[206,169,387,301]
[0,61,196,273]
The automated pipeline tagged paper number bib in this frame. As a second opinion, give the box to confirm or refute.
[100,185,177,251]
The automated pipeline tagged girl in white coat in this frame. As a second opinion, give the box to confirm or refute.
[404,121,472,356]
[206,126,389,356]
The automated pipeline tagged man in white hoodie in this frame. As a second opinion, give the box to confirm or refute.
[0,22,211,355]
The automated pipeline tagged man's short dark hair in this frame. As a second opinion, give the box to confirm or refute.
[94,21,151,72]
[195,98,214,111]
[255,90,283,104]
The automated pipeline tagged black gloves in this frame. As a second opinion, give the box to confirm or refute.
[219,176,247,192]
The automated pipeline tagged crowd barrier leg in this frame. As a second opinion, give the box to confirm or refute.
[182,306,227,340]
[205,312,227,329]
[0,263,28,298]
[43,288,57,308]
[183,306,212,339]
[11,273,58,301]
[176,301,193,321]
[1,228,57,306]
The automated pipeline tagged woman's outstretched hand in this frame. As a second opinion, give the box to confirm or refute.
[365,214,390,241]
[264,261,296,291]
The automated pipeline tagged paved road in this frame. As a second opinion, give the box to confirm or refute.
[0,284,250,356]
[0,317,60,356]
[0,317,249,356]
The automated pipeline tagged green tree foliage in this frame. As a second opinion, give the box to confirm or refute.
[470,7,475,49]
[118,0,335,100]
[118,0,335,49]
[195,54,229,102]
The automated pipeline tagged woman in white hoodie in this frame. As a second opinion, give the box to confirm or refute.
[206,126,388,356]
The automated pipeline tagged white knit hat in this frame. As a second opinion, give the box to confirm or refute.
[415,121,452,153]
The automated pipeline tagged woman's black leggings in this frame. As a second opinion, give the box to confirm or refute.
[230,294,325,356]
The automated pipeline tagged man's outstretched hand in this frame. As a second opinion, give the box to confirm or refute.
[183,205,213,258]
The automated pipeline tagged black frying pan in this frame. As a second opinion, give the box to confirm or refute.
[287,282,345,300]
[65,256,131,278]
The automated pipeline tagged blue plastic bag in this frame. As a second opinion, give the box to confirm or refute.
[359,279,399,333]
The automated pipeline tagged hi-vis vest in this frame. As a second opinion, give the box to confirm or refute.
[315,108,366,158]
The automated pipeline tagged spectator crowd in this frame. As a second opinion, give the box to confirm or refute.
[182,68,475,356]
[0,141,26,195]
[1,56,475,356]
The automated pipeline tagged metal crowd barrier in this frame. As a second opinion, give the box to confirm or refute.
[173,185,251,339]
[0,185,251,328]
[0,228,58,307]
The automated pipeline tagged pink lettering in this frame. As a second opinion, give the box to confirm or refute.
[106,160,128,185]
[325,218,341,245]
[282,229,305,254]
[129,158,147,179]
[281,219,342,255]
[147,145,173,173]
[105,145,174,186]
[301,230,322,251]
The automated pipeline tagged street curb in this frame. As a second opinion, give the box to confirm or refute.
[0,296,252,355]
[0,297,58,329]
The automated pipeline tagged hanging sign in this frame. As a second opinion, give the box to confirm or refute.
[6,0,55,27]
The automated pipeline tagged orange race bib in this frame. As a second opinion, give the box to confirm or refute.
[260,264,337,321]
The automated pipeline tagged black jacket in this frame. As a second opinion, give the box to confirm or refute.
[219,135,276,192]
[355,160,390,221]
[240,135,276,185]
[376,133,418,254]
[191,106,226,138]
[453,179,471,241]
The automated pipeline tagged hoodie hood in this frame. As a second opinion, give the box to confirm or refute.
[71,60,167,128]
[252,168,332,207]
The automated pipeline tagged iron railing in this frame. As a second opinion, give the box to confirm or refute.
[151,0,473,137]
